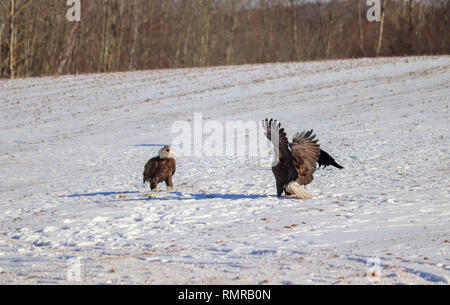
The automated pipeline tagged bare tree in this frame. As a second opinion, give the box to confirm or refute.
[57,23,79,75]
[5,0,34,78]
[99,0,116,72]
[174,0,195,67]
[288,0,300,61]
[358,0,366,56]
[0,10,5,77]
[114,0,126,71]
[376,0,389,56]
[225,0,239,65]
[198,0,212,67]
[0,0,448,79]
[129,0,140,71]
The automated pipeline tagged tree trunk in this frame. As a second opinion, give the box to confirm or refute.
[22,11,36,77]
[100,0,112,72]
[159,0,172,68]
[182,2,195,66]
[199,0,211,67]
[325,3,335,58]
[289,0,299,61]
[376,0,388,57]
[48,1,62,75]
[129,1,140,70]
[358,0,365,56]
[408,0,415,33]
[260,0,274,63]
[57,23,79,75]
[0,15,5,77]
[225,0,238,65]
[9,0,16,78]
[143,1,157,68]
[115,0,125,71]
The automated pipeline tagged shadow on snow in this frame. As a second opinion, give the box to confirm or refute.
[60,191,273,201]
[61,191,139,198]
[126,192,272,202]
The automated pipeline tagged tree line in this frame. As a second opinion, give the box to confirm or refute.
[0,0,448,79]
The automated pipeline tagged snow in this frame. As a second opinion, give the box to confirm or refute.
[0,56,449,284]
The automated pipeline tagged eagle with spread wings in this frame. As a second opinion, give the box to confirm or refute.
[263,119,343,199]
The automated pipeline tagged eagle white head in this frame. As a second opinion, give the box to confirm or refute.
[158,145,173,159]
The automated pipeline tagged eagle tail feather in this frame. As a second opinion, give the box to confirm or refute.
[286,181,313,199]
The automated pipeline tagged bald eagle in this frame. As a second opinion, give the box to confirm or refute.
[263,119,343,199]
[143,146,176,192]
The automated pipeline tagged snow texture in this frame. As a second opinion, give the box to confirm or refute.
[0,56,449,284]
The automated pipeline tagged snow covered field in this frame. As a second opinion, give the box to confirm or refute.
[0,56,449,284]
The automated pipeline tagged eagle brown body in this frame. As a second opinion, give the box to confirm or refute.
[263,119,343,198]
[143,146,176,192]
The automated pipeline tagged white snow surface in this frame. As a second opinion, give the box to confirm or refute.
[0,56,449,284]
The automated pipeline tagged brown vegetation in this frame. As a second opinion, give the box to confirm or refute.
[0,0,448,79]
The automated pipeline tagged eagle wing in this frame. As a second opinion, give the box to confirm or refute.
[171,158,176,175]
[291,130,321,186]
[262,118,291,165]
[143,157,159,183]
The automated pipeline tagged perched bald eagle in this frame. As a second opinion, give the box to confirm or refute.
[263,119,343,199]
[143,146,176,192]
